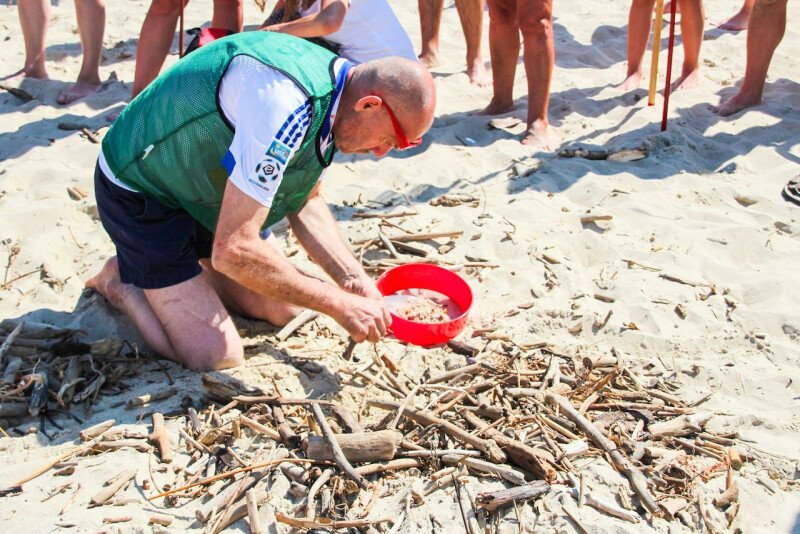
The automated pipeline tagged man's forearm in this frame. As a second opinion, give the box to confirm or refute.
[287,195,370,289]
[212,235,344,317]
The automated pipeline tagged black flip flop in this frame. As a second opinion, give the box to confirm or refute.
[782,179,800,207]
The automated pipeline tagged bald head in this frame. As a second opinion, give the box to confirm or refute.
[351,57,436,127]
[334,57,436,155]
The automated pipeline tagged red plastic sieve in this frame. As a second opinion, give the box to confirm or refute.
[376,263,473,346]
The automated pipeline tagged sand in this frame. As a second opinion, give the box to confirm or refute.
[0,0,798,531]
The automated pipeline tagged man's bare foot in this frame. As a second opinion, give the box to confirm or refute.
[521,119,553,151]
[672,69,700,91]
[85,257,138,313]
[716,10,750,31]
[466,58,491,87]
[717,90,761,116]
[476,97,515,116]
[615,71,642,91]
[418,52,439,69]
[57,80,101,105]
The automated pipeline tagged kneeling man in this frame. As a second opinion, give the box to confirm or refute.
[87,32,436,370]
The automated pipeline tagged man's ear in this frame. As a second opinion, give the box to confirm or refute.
[354,95,382,111]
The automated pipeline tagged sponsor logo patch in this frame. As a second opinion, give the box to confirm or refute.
[266,140,291,165]
[254,158,282,183]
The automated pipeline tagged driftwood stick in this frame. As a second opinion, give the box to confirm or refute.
[545,393,660,516]
[570,488,640,523]
[714,481,738,508]
[210,489,268,534]
[455,477,480,534]
[148,515,173,527]
[354,458,423,476]
[427,363,483,384]
[277,513,392,530]
[239,415,281,441]
[0,402,28,418]
[178,428,211,454]
[90,469,136,506]
[305,468,333,518]
[441,455,526,486]
[10,434,110,487]
[401,449,481,458]
[126,387,177,409]
[368,398,506,463]
[233,395,335,406]
[353,230,462,245]
[246,488,263,534]
[90,440,152,453]
[148,458,314,501]
[272,405,300,448]
[461,410,557,481]
[391,240,428,257]
[305,430,402,463]
[352,210,418,219]
[648,412,712,438]
[276,309,318,341]
[331,405,364,433]
[310,402,369,490]
[0,320,24,369]
[149,413,173,463]
[198,449,289,523]
[2,357,22,385]
[378,231,399,258]
[476,482,550,513]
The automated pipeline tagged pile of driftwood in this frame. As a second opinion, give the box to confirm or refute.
[1,320,754,532]
[0,319,164,438]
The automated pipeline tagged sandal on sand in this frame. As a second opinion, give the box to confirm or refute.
[783,179,800,207]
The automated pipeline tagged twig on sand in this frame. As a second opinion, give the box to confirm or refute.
[545,393,661,516]
[310,402,370,490]
[276,309,318,341]
[148,458,316,501]
[276,513,392,530]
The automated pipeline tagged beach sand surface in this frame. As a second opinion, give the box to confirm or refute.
[0,0,798,531]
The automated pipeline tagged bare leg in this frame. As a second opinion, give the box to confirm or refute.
[672,0,703,91]
[518,0,554,150]
[202,234,301,326]
[718,0,787,116]
[131,0,184,98]
[18,0,50,79]
[85,257,178,359]
[616,0,656,91]
[211,0,243,32]
[455,0,490,86]
[86,256,244,370]
[58,0,106,105]
[477,0,518,115]
[418,0,444,67]
[717,0,754,30]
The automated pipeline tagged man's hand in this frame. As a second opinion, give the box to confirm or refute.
[342,273,383,301]
[331,292,392,343]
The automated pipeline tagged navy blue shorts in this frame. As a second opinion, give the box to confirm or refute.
[94,163,213,289]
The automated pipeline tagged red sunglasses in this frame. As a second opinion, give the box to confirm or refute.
[380,100,422,150]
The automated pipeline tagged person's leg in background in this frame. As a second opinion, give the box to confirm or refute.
[478,0,518,115]
[616,0,656,91]
[718,0,787,116]
[57,0,106,104]
[672,0,704,90]
[17,0,50,79]
[517,0,554,149]
[455,0,490,86]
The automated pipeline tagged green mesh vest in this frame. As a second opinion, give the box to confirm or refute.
[101,32,339,231]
